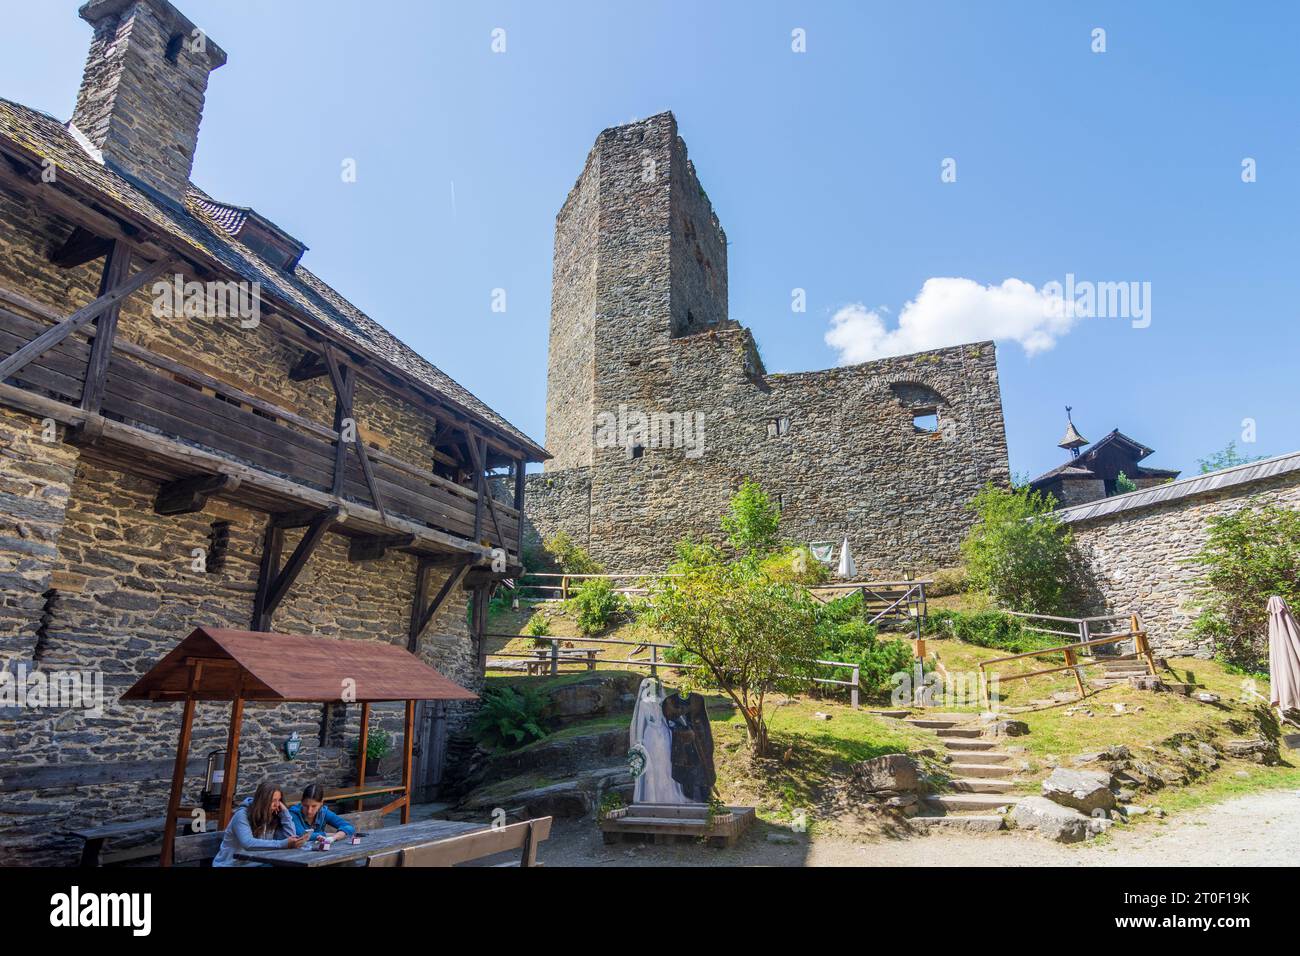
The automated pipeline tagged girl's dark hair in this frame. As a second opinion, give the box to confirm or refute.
[247,781,282,838]
[301,783,326,803]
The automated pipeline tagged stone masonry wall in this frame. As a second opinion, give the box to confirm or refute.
[1065,468,1300,659]
[0,177,480,864]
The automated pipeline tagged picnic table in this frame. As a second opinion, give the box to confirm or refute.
[235,818,486,867]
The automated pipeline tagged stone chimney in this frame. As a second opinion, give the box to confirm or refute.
[71,0,227,204]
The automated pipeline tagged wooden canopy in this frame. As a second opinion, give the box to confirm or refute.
[122,627,478,704]
[125,627,477,865]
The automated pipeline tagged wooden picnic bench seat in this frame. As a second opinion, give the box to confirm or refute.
[68,814,194,867]
[366,816,552,868]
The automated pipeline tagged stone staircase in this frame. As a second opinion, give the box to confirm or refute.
[907,715,1020,832]
[1089,654,1153,689]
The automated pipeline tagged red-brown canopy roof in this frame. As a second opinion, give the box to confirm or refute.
[121,627,478,704]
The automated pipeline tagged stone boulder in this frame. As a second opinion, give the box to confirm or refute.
[851,754,919,793]
[1225,738,1279,765]
[1011,797,1092,843]
[986,719,1030,738]
[1041,767,1115,814]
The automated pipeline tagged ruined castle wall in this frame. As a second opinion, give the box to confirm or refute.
[526,334,1009,573]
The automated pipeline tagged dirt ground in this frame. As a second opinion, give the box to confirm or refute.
[539,788,1300,867]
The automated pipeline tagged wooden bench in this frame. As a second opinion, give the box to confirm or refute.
[366,817,552,868]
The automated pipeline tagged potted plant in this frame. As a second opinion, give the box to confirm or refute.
[360,728,391,777]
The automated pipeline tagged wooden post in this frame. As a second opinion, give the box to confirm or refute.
[650,644,659,680]
[401,700,416,824]
[513,458,526,554]
[250,519,283,631]
[217,696,244,830]
[1133,613,1156,674]
[550,637,559,676]
[80,241,131,414]
[357,702,371,791]
[850,666,860,710]
[1064,647,1086,699]
[159,696,196,868]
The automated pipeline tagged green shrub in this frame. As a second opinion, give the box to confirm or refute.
[1114,471,1138,495]
[926,566,968,598]
[523,613,551,638]
[567,578,628,636]
[470,686,549,750]
[818,616,914,695]
[1189,500,1300,673]
[924,609,1057,654]
[538,531,603,575]
[720,478,781,555]
[360,727,391,762]
[960,483,1076,614]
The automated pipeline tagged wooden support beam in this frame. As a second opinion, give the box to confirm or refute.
[348,533,415,563]
[409,558,473,652]
[50,226,114,269]
[261,507,338,623]
[329,361,353,498]
[250,520,284,632]
[288,352,329,381]
[513,458,526,552]
[467,433,505,547]
[154,473,241,516]
[323,344,387,521]
[0,255,175,381]
[160,659,201,868]
[79,240,131,414]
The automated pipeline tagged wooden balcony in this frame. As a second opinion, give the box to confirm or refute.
[0,289,521,562]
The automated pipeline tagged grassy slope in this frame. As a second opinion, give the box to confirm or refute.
[483,599,1299,827]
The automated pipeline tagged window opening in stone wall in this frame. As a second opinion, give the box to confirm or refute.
[319,702,348,748]
[912,408,939,434]
[33,589,58,662]
[630,443,645,460]
[767,417,789,438]
[207,520,230,574]
[165,33,185,64]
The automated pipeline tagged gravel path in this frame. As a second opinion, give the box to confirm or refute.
[541,789,1300,867]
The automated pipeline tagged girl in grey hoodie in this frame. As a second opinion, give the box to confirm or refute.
[212,781,311,867]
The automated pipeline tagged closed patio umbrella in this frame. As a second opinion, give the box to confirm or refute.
[837,536,856,579]
[1267,596,1300,715]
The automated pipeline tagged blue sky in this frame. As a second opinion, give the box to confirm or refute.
[4,1,1297,479]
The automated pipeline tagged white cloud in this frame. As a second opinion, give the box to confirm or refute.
[824,277,1081,364]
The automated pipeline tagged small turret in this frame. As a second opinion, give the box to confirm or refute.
[1058,406,1088,457]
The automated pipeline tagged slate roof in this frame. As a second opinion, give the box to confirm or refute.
[1053,449,1300,524]
[0,97,547,460]
[1029,429,1178,488]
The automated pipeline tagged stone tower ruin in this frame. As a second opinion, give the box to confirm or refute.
[528,112,1011,574]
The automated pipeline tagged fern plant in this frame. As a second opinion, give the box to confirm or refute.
[470,686,549,750]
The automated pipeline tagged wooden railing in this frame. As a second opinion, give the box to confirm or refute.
[483,634,868,707]
[976,611,1156,704]
[0,294,519,554]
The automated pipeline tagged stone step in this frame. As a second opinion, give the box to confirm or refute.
[948,762,1014,778]
[935,728,984,739]
[904,719,961,729]
[943,739,998,751]
[911,814,1005,833]
[950,751,1011,764]
[866,709,911,719]
[923,793,1018,813]
[949,778,1016,794]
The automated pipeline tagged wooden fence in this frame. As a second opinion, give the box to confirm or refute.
[976,611,1156,704]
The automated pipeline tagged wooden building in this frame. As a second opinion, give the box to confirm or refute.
[0,0,546,864]
[1028,418,1179,508]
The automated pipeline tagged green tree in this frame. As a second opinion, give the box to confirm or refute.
[646,554,820,756]
[1114,471,1138,494]
[1197,441,1264,475]
[960,483,1075,614]
[1189,500,1300,672]
[720,478,782,555]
